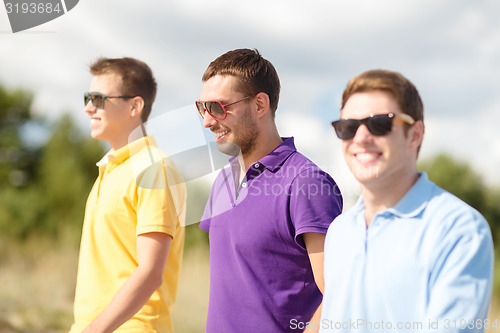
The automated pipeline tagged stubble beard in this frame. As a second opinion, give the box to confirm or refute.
[216,111,260,157]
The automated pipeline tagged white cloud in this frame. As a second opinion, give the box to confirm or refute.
[1,0,499,188]
[421,101,500,186]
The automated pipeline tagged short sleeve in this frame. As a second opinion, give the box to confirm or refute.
[135,159,179,237]
[427,209,493,329]
[289,168,343,247]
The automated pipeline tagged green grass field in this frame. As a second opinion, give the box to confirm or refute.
[0,228,210,333]
[1,232,499,332]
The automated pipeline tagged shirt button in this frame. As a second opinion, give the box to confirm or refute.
[241,182,247,188]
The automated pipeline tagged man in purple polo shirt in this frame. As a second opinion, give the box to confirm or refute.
[195,48,343,332]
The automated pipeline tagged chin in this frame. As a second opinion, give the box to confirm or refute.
[90,130,106,142]
[217,141,241,156]
[90,130,99,137]
[351,164,382,183]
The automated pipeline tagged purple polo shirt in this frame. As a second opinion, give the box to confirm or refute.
[200,137,343,332]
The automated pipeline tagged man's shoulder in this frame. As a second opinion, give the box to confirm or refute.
[285,149,316,166]
[423,182,490,236]
[130,146,186,188]
[131,144,166,163]
[335,201,362,222]
[426,182,480,217]
[282,150,331,178]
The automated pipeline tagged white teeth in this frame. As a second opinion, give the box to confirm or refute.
[356,153,379,162]
[215,130,229,138]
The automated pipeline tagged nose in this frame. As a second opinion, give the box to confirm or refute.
[84,101,96,116]
[202,109,218,128]
[352,124,373,143]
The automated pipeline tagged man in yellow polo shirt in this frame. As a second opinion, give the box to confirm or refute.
[69,57,185,333]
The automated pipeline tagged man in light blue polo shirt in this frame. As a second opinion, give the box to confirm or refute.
[321,69,494,333]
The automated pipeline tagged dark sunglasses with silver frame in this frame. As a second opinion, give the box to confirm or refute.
[331,113,415,140]
[84,92,138,109]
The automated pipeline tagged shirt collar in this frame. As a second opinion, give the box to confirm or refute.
[353,172,433,220]
[258,137,296,172]
[386,172,432,218]
[227,137,297,173]
[96,136,157,166]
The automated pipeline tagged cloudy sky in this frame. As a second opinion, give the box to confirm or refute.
[1,0,499,203]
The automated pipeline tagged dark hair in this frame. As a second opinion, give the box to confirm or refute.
[90,57,157,122]
[341,69,423,123]
[202,48,281,117]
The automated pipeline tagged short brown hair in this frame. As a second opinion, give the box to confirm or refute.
[202,49,281,117]
[341,69,424,123]
[90,57,157,122]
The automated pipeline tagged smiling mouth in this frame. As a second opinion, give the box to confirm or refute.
[214,129,230,141]
[90,117,101,128]
[355,152,381,163]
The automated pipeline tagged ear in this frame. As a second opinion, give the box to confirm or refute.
[255,92,271,119]
[409,120,424,151]
[130,96,145,119]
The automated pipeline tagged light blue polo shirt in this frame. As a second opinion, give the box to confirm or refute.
[320,173,493,333]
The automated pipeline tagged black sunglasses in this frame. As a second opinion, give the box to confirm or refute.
[84,92,138,109]
[195,94,258,120]
[331,113,415,140]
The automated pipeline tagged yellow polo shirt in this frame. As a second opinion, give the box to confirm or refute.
[70,136,186,333]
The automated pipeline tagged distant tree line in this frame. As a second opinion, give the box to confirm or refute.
[1,83,499,250]
[419,154,500,247]
[0,84,104,239]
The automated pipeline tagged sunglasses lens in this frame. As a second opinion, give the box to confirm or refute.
[332,120,360,140]
[84,93,105,108]
[205,101,225,119]
[92,94,104,108]
[366,115,393,136]
[195,102,205,118]
[84,93,91,107]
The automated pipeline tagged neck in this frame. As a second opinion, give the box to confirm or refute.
[361,171,420,227]
[241,124,282,172]
[109,122,146,150]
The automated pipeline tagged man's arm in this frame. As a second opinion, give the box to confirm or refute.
[427,213,493,332]
[83,232,172,333]
[303,232,326,333]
